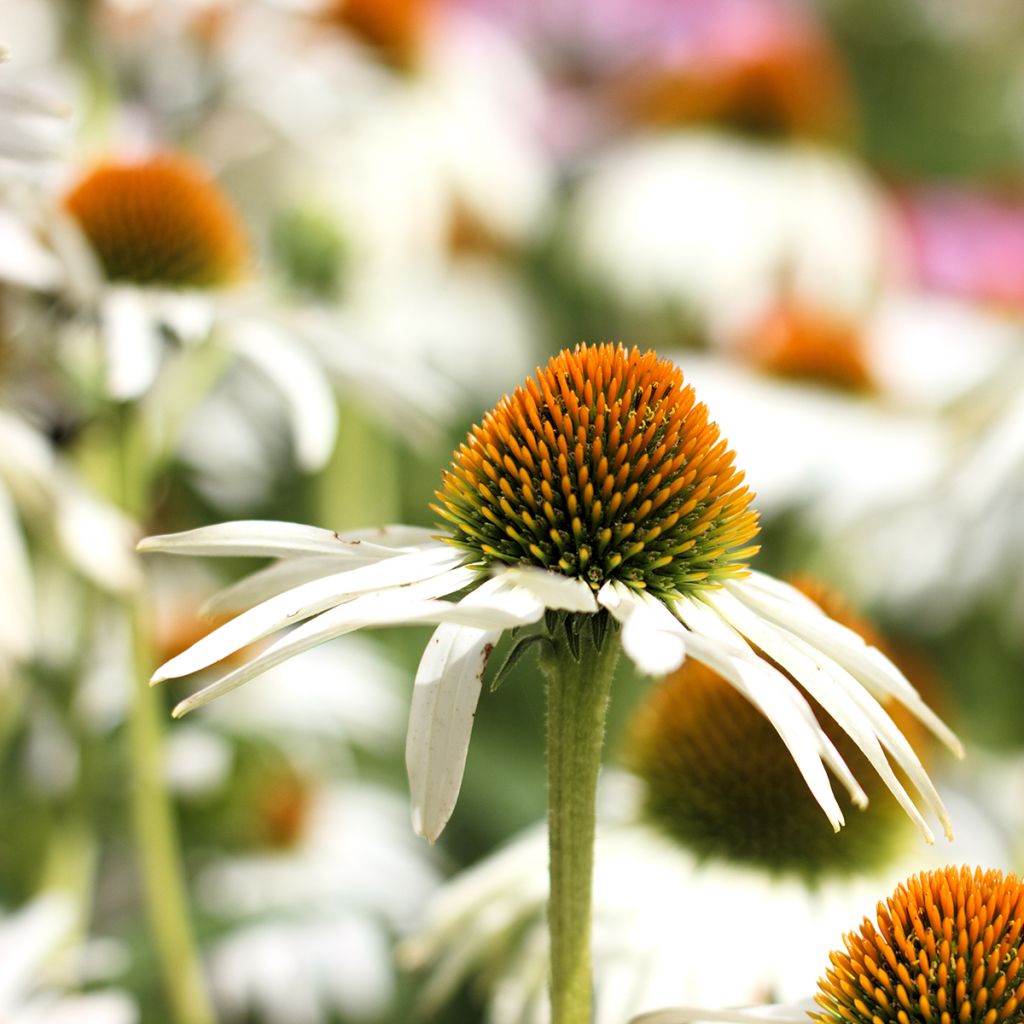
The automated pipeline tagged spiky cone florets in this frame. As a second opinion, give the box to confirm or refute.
[433,343,760,600]
[815,867,1024,1024]
[64,154,249,288]
[625,577,930,880]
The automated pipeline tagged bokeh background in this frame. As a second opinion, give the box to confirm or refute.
[1,0,1024,1021]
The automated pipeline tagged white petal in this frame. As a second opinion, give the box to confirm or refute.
[496,566,598,613]
[631,1001,816,1024]
[226,316,339,472]
[169,576,535,718]
[683,632,846,831]
[102,288,163,401]
[598,582,686,676]
[704,588,943,841]
[406,623,500,843]
[138,520,440,558]
[53,481,142,594]
[0,209,64,290]
[152,547,470,683]
[727,577,963,757]
[203,556,383,615]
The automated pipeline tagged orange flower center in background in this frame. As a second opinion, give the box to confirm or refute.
[65,154,249,288]
[625,576,930,878]
[434,343,760,598]
[739,301,874,392]
[815,866,1024,1024]
[319,0,427,68]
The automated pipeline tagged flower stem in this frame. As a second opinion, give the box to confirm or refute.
[115,405,215,1024]
[541,614,619,1024]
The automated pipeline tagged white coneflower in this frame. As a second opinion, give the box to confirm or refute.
[141,342,960,1024]
[631,865,1024,1024]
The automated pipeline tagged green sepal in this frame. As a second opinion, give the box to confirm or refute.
[489,633,555,692]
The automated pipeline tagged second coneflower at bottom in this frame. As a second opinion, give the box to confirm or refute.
[633,865,1024,1024]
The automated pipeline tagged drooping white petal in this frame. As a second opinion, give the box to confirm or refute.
[704,588,943,841]
[631,1001,816,1024]
[169,575,539,718]
[152,550,473,683]
[226,316,339,472]
[138,520,440,558]
[102,288,164,401]
[202,556,387,615]
[727,577,963,757]
[683,632,846,831]
[496,566,598,613]
[672,593,868,810]
[598,582,686,676]
[406,622,500,843]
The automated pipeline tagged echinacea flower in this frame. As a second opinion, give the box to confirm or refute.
[141,342,959,844]
[631,865,1024,1024]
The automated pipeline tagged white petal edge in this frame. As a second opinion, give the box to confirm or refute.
[170,575,546,718]
[496,566,599,613]
[727,577,963,757]
[674,593,868,810]
[704,588,945,841]
[226,316,339,472]
[151,547,469,682]
[102,288,163,401]
[631,1001,816,1024]
[683,631,847,831]
[598,582,687,676]
[407,622,501,843]
[138,520,439,558]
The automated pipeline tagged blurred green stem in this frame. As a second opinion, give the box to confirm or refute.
[317,400,399,530]
[116,405,216,1024]
[540,616,618,1024]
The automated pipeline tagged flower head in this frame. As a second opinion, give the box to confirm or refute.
[815,866,1024,1024]
[140,343,960,843]
[64,154,249,288]
[434,343,760,598]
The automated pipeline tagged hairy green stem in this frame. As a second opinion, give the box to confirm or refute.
[541,615,619,1024]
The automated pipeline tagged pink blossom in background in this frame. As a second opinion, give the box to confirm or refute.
[898,188,1024,311]
[447,0,853,154]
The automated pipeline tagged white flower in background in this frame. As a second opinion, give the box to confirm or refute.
[0,410,139,674]
[199,782,442,1024]
[0,893,137,1024]
[838,349,1024,625]
[630,866,1024,1024]
[0,46,67,171]
[207,0,552,282]
[563,131,895,342]
[142,344,959,844]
